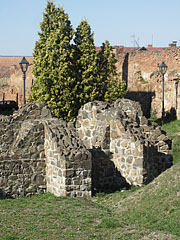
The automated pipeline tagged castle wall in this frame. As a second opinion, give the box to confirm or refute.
[115,47,180,118]
[0,100,173,198]
[76,101,128,192]
[0,57,33,105]
[0,159,46,198]
[1,47,180,118]
[113,99,172,184]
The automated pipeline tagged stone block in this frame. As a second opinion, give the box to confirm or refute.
[82,160,92,170]
[121,140,128,147]
[9,175,18,181]
[126,156,133,164]
[111,130,119,139]
[157,134,169,141]
[133,158,143,167]
[159,145,169,150]
[66,169,75,177]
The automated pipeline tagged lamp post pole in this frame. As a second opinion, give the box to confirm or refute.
[159,61,168,125]
[23,72,26,105]
[19,57,29,105]
[162,73,165,124]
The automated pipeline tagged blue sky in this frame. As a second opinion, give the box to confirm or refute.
[0,0,180,56]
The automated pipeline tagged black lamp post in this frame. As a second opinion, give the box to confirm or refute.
[159,61,168,124]
[19,57,29,104]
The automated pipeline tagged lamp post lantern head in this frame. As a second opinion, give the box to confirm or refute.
[19,57,29,73]
[159,61,168,75]
[19,57,29,105]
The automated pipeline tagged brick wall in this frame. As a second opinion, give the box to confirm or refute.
[1,47,180,118]
[0,57,33,105]
[114,47,180,118]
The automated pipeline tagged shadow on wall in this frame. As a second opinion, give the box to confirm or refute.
[122,53,129,90]
[126,91,155,118]
[90,147,130,195]
[0,189,13,199]
[143,144,173,184]
[165,107,177,122]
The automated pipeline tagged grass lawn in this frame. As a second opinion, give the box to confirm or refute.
[0,120,180,240]
[161,120,180,164]
[0,193,152,240]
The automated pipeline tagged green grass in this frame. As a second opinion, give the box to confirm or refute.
[161,120,180,164]
[148,119,180,164]
[0,193,147,240]
[0,120,180,239]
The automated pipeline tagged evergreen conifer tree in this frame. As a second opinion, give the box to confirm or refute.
[30,2,126,121]
[29,1,76,121]
[73,20,103,106]
[98,40,126,103]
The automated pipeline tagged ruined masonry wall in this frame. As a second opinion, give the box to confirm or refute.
[44,119,91,197]
[76,101,129,192]
[0,102,92,198]
[0,114,46,198]
[0,100,173,198]
[76,99,173,186]
[110,118,144,185]
[0,159,46,198]
[113,99,172,184]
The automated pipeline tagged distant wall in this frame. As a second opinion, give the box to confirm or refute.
[1,47,180,118]
[0,57,33,105]
[114,47,180,118]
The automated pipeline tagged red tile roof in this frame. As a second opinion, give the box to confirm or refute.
[96,46,164,52]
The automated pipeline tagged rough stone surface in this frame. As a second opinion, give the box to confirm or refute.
[0,102,48,198]
[76,99,173,187]
[0,102,91,198]
[44,119,91,197]
[0,100,173,198]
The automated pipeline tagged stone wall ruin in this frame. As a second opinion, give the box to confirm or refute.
[0,100,173,198]
[76,99,172,189]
